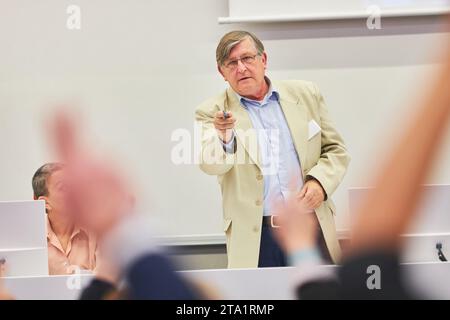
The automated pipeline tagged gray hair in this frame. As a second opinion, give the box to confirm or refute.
[32,163,64,199]
[216,30,265,66]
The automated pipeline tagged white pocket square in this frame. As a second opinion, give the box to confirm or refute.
[308,119,321,140]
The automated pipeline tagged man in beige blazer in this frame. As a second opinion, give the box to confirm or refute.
[195,31,350,268]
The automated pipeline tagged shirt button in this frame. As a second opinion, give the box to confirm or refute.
[256,174,263,180]
[255,199,262,206]
[253,225,260,232]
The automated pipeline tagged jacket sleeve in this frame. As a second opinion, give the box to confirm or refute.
[79,278,116,300]
[195,104,236,176]
[126,253,201,300]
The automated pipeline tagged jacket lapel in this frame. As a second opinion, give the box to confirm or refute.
[276,83,309,172]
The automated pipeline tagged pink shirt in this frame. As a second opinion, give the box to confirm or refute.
[46,216,98,275]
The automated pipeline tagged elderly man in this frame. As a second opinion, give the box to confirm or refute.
[32,163,98,275]
[196,30,350,268]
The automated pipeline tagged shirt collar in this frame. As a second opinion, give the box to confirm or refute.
[46,214,86,241]
[235,77,279,108]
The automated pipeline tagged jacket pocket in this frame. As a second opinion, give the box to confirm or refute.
[223,218,232,232]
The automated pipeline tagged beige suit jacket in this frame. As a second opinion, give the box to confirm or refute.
[195,80,350,268]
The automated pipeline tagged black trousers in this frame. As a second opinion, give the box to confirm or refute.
[257,223,334,268]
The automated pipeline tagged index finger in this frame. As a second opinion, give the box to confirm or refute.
[50,109,79,162]
[215,111,233,119]
[215,111,226,119]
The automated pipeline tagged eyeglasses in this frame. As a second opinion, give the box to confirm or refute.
[223,54,260,70]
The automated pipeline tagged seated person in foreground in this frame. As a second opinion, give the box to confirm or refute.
[32,163,99,275]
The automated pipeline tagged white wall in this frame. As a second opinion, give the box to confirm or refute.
[0,0,449,238]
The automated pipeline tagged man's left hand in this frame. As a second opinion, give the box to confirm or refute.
[298,179,325,210]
